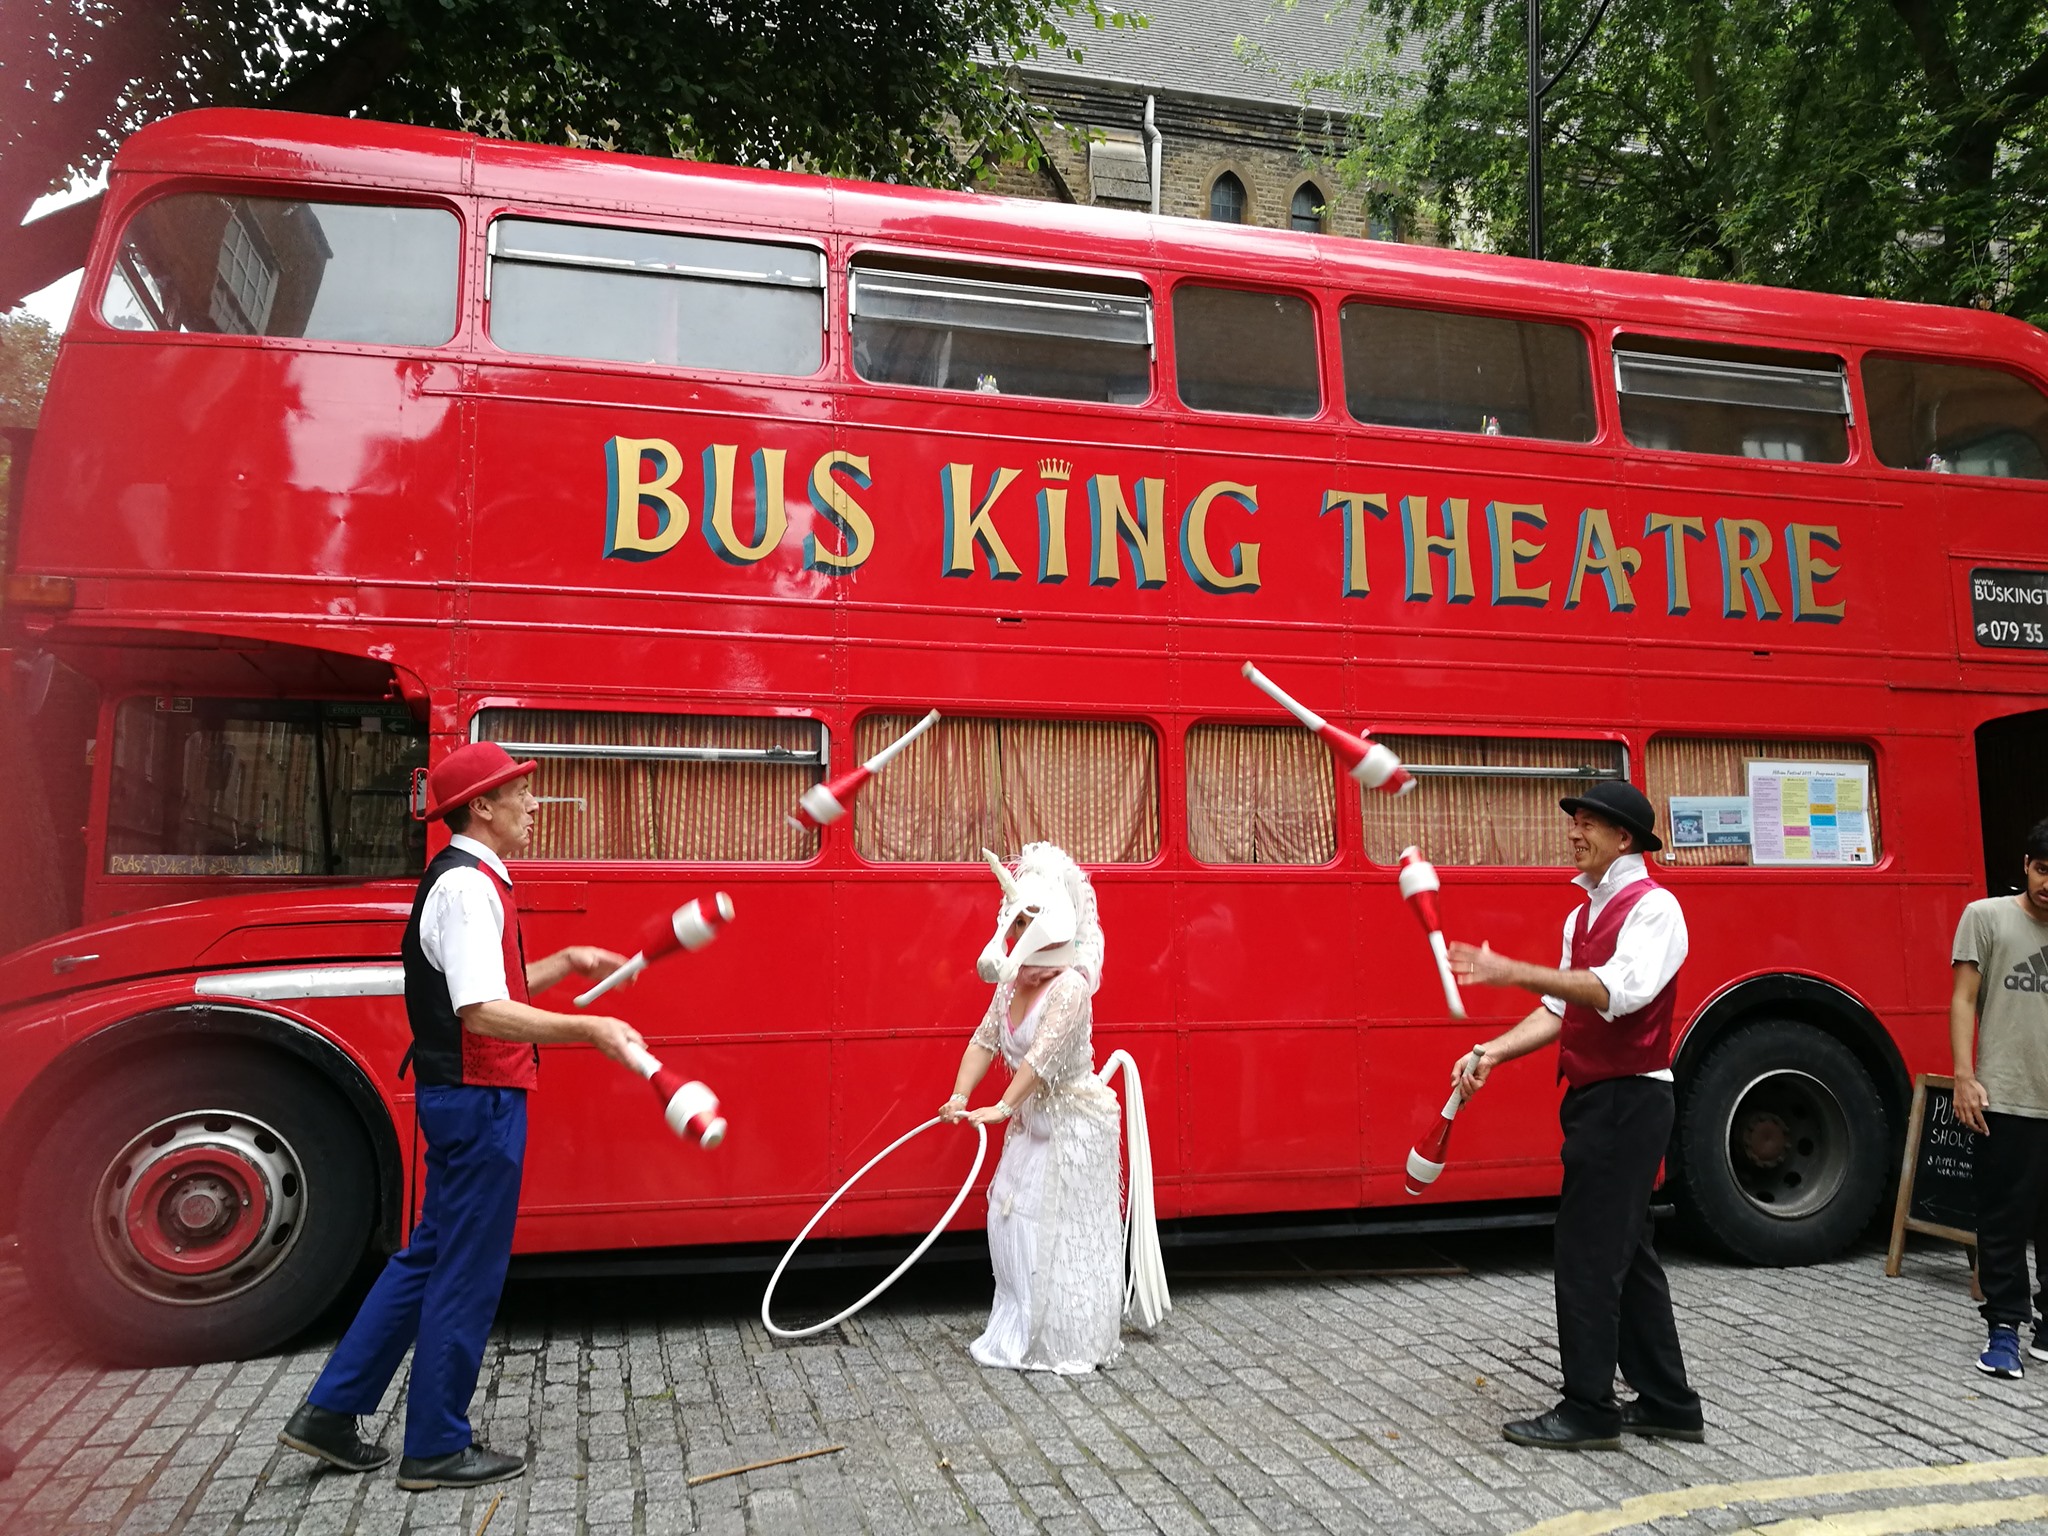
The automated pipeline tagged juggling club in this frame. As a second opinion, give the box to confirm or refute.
[1397,846,1466,1020]
[622,1043,727,1149]
[789,708,941,831]
[1239,663,1414,796]
[574,893,734,1008]
[1405,1089,1464,1196]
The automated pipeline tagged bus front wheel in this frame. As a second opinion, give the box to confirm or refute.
[19,1048,376,1364]
[1675,1021,1889,1266]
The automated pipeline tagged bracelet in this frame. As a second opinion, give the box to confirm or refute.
[946,1093,967,1106]
[993,1101,1015,1121]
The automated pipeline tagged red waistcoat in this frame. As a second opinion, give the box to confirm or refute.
[1557,877,1679,1088]
[464,859,539,1091]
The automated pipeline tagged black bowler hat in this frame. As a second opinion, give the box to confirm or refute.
[1560,780,1663,853]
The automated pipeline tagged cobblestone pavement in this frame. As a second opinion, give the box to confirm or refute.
[7,1228,2048,1536]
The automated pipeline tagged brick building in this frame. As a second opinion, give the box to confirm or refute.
[981,0,1423,243]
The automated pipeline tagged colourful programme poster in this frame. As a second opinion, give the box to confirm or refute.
[1746,761,1875,866]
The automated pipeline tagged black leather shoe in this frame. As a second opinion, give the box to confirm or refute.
[396,1444,527,1491]
[1503,1407,1622,1451]
[278,1403,392,1472]
[1622,1400,1706,1442]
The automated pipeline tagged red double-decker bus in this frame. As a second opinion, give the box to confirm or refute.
[4,109,2045,1363]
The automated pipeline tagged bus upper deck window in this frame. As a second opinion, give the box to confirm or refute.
[488,219,823,377]
[1615,336,1850,464]
[1342,302,1595,441]
[101,196,458,345]
[1174,285,1319,417]
[1863,356,2048,479]
[849,262,1151,404]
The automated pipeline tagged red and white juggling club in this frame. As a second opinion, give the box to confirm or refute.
[621,1043,726,1149]
[574,893,734,1008]
[1405,1089,1465,1196]
[1398,846,1466,1020]
[1239,663,1414,796]
[788,709,942,832]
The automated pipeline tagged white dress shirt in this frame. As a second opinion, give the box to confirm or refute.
[1540,853,1687,1081]
[418,834,515,1013]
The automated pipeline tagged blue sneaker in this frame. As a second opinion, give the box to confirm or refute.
[1979,1324,2024,1379]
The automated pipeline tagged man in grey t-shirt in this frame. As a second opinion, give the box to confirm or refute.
[1952,816,2048,1379]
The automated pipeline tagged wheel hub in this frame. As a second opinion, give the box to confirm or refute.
[1723,1069,1850,1221]
[95,1111,306,1303]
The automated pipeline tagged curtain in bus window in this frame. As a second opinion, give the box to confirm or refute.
[1647,737,1879,867]
[1863,356,2048,478]
[853,715,1160,863]
[1360,735,1627,867]
[1186,723,1336,864]
[105,698,425,876]
[101,196,458,345]
[474,710,822,862]
[1615,336,1850,463]
[1173,285,1320,417]
[849,264,1152,404]
[1341,302,1596,441]
[488,219,823,377]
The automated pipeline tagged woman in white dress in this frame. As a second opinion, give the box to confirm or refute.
[939,843,1135,1373]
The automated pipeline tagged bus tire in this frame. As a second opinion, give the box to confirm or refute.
[18,1047,375,1365]
[1675,1020,1889,1266]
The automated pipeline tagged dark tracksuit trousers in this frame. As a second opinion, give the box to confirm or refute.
[1554,1077,1701,1433]
[1973,1110,2048,1328]
[310,1085,527,1459]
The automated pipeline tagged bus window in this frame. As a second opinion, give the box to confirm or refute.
[1863,356,2048,478]
[1647,737,1879,867]
[851,714,1160,863]
[473,709,823,861]
[1341,302,1595,441]
[1361,735,1627,866]
[1615,336,1850,463]
[101,196,458,345]
[1174,285,1320,418]
[1186,723,1336,865]
[849,262,1151,404]
[488,219,823,376]
[106,698,425,876]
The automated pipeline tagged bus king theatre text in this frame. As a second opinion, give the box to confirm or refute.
[603,435,1847,623]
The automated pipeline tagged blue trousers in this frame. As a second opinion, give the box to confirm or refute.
[311,1085,526,1459]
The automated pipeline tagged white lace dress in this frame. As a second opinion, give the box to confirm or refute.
[968,967,1124,1373]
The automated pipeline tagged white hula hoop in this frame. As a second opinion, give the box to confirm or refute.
[760,1116,989,1339]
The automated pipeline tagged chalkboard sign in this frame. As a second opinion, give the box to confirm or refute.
[1885,1074,1980,1282]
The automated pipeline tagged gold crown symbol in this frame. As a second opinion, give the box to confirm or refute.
[1039,458,1073,481]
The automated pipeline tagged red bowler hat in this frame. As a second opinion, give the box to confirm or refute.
[424,741,539,821]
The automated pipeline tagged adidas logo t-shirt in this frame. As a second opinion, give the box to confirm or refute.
[1954,895,2048,1119]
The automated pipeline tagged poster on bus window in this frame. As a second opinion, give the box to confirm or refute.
[1746,762,1875,865]
[1668,796,1752,848]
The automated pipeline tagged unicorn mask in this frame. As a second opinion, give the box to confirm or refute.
[977,845,1085,984]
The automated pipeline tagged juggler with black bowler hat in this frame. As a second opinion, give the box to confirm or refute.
[1442,778,1705,1450]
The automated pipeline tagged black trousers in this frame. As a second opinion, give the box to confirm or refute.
[1554,1077,1699,1433]
[1973,1110,2048,1327]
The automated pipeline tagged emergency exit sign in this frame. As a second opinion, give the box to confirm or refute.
[1970,568,2048,650]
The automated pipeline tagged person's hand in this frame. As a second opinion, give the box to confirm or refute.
[564,946,630,980]
[965,1103,1012,1126]
[1955,1073,1991,1135]
[1451,1047,1495,1098]
[939,1093,968,1124]
[582,1015,647,1066]
[1448,940,1517,989]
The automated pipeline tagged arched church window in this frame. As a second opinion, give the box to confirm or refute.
[1208,173,1247,224]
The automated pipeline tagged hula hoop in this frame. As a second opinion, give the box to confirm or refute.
[760,1116,989,1339]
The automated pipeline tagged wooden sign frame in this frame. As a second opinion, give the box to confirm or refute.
[1885,1073,1980,1294]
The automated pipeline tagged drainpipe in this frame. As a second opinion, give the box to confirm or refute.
[1143,95,1163,215]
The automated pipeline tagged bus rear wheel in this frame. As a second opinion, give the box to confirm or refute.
[19,1048,375,1364]
[1675,1020,1889,1266]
